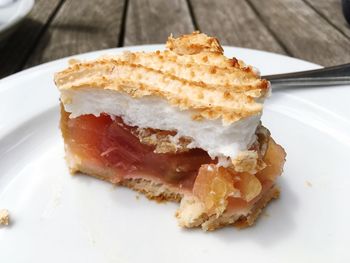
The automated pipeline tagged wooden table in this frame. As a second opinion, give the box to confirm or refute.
[1,0,350,78]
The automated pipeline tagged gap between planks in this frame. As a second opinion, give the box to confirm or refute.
[18,0,66,71]
[118,0,129,47]
[303,0,350,40]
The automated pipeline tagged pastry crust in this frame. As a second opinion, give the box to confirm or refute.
[63,128,283,231]
[67,150,279,231]
[55,32,269,124]
[176,185,279,231]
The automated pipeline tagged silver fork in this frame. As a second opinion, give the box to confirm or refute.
[262,63,350,87]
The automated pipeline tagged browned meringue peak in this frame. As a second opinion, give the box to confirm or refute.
[55,32,269,124]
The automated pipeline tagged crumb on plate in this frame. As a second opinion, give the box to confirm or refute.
[0,209,9,226]
[262,211,270,218]
[305,181,312,187]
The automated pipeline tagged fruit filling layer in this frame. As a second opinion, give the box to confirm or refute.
[61,108,214,190]
[61,107,285,207]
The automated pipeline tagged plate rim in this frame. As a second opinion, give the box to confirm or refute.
[0,0,34,36]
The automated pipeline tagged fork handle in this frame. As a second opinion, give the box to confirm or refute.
[263,63,350,87]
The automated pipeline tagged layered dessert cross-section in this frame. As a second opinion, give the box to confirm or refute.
[54,32,286,231]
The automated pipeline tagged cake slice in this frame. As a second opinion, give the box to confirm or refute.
[54,32,286,231]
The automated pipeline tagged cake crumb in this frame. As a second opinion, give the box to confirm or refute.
[135,194,140,200]
[262,211,270,218]
[0,209,9,226]
[305,181,312,187]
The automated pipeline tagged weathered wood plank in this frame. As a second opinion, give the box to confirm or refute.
[189,0,287,54]
[124,0,194,46]
[0,0,62,78]
[248,0,350,66]
[305,0,350,39]
[25,0,125,68]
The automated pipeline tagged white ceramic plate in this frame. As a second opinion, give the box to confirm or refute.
[1,46,350,263]
[0,0,34,42]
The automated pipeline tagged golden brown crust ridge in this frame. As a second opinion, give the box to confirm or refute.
[55,32,270,124]
[166,31,224,55]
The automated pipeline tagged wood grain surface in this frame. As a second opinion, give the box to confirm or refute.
[248,0,350,66]
[124,0,194,46]
[305,0,350,38]
[189,0,287,54]
[1,0,350,78]
[0,0,62,78]
[25,0,125,68]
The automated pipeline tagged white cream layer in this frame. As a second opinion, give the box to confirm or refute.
[61,88,261,160]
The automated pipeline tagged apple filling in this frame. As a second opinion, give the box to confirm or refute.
[61,106,285,214]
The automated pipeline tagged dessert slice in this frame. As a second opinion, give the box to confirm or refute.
[55,32,286,231]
